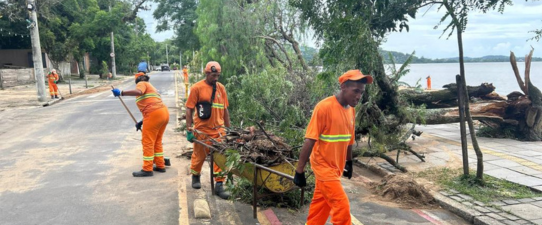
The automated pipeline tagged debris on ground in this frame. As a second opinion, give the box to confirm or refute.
[370,174,436,208]
[196,125,296,167]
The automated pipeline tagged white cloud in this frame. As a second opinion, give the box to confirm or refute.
[381,0,542,58]
[493,42,512,51]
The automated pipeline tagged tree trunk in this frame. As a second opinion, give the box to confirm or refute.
[78,61,85,79]
[445,0,483,181]
[457,75,469,176]
[401,82,500,108]
[275,12,309,72]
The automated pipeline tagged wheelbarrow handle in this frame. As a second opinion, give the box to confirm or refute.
[192,139,219,152]
[251,163,294,181]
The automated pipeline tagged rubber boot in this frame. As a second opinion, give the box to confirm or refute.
[214,182,230,200]
[192,175,201,189]
[133,170,153,177]
[51,96,54,99]
[55,95,59,99]
[153,165,166,173]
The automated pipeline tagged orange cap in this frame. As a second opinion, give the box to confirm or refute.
[204,61,221,73]
[338,70,373,85]
[134,72,145,80]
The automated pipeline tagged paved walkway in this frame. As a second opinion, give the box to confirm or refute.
[418,124,542,192]
[373,123,542,225]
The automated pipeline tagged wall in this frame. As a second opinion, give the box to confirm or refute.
[0,69,35,89]
[58,62,71,77]
[0,49,50,68]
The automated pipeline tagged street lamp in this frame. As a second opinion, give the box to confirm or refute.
[27,3,35,11]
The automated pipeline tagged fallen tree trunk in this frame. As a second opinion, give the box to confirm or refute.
[401,83,503,109]
[424,101,510,124]
[422,93,542,141]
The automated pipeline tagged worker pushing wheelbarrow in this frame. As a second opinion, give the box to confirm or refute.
[191,125,306,219]
[192,125,300,192]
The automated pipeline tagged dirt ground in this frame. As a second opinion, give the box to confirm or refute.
[356,133,467,208]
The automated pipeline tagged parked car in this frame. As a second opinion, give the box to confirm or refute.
[161,65,170,71]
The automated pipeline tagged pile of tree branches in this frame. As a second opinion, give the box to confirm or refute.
[206,125,297,167]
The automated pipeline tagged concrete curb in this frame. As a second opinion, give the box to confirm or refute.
[353,158,393,177]
[42,98,62,107]
[432,191,483,224]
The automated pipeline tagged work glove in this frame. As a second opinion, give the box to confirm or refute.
[112,88,121,97]
[293,171,306,187]
[187,131,195,143]
[343,160,353,179]
[135,121,143,131]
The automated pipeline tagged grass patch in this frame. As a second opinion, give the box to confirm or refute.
[416,167,542,203]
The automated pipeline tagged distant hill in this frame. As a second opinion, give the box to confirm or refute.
[379,49,542,64]
[299,47,542,65]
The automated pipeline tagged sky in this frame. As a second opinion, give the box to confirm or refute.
[139,0,542,59]
[138,2,174,42]
[381,0,542,58]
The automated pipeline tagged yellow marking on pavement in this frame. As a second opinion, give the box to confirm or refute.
[351,214,364,225]
[178,170,189,225]
[256,211,272,225]
[174,71,179,108]
[425,134,542,172]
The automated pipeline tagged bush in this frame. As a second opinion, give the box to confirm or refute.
[225,66,319,148]
[90,64,101,75]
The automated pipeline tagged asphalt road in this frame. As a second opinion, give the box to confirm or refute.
[0,71,180,225]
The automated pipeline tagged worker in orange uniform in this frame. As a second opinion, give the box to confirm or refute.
[294,69,373,225]
[426,75,432,90]
[111,71,170,177]
[46,69,60,99]
[182,65,189,83]
[185,61,231,199]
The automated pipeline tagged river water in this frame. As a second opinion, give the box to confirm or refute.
[397,62,542,95]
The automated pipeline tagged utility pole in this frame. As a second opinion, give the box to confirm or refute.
[166,44,169,65]
[147,51,150,71]
[109,4,116,79]
[180,51,182,68]
[27,0,47,102]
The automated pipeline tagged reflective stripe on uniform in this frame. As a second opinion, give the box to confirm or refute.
[191,169,200,175]
[212,103,224,109]
[154,152,164,157]
[136,93,161,102]
[319,134,351,142]
[143,156,154,161]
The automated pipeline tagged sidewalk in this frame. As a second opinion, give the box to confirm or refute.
[0,74,131,110]
[370,123,542,225]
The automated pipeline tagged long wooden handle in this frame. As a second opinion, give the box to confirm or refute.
[112,85,137,123]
